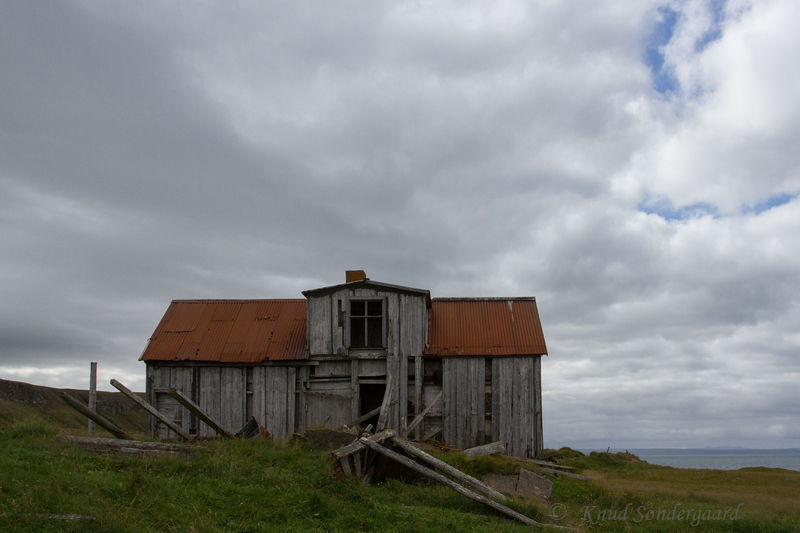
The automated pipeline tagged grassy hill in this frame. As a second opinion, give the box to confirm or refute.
[0,378,147,438]
[0,380,798,532]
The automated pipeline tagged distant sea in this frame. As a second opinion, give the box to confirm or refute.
[593,449,800,471]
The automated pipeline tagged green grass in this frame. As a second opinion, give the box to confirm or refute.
[0,397,147,439]
[1,421,798,532]
[0,421,544,532]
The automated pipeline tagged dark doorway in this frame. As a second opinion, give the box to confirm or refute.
[359,383,385,427]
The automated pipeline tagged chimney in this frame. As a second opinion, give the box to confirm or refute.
[346,270,367,283]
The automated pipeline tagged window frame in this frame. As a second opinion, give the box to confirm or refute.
[346,297,386,351]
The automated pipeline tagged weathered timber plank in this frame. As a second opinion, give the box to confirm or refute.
[60,392,131,440]
[171,366,194,435]
[198,367,221,438]
[360,438,574,530]
[376,374,394,431]
[350,360,359,421]
[347,405,382,427]
[339,456,352,475]
[0,513,96,522]
[535,356,543,456]
[169,387,233,438]
[220,367,245,433]
[287,366,297,436]
[404,390,441,438]
[399,351,408,433]
[391,437,507,502]
[525,459,575,471]
[251,367,267,436]
[414,356,423,441]
[62,436,201,453]
[110,379,192,441]
[442,359,453,445]
[146,365,156,437]
[331,429,395,459]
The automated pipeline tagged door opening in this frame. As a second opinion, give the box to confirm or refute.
[359,383,385,427]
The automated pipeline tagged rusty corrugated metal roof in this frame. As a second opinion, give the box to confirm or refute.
[426,298,547,356]
[140,299,308,363]
[141,292,546,363]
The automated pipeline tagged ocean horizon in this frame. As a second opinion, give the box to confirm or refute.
[580,448,800,471]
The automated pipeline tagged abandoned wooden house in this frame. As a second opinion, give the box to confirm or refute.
[140,271,548,457]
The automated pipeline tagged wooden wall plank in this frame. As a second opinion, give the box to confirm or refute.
[146,365,155,437]
[387,293,398,356]
[198,367,221,438]
[171,367,194,435]
[251,366,266,429]
[296,366,309,432]
[442,359,452,444]
[287,366,297,436]
[219,367,244,433]
[308,294,332,355]
[414,356,423,440]
[535,356,543,456]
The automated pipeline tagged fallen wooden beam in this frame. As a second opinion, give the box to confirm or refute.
[391,436,507,502]
[60,392,131,440]
[62,436,202,455]
[525,458,576,471]
[331,429,395,460]
[403,390,442,438]
[169,388,233,438]
[360,438,574,531]
[464,441,505,458]
[110,379,192,441]
[540,467,592,481]
[346,405,382,428]
[0,512,96,522]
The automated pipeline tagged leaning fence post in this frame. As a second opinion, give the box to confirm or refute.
[60,392,131,440]
[110,379,192,441]
[88,362,97,435]
[168,388,234,438]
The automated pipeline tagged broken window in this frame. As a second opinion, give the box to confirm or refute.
[350,299,383,348]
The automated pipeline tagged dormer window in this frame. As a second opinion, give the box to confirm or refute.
[350,299,383,348]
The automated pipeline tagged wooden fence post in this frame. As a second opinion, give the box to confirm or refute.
[88,362,97,435]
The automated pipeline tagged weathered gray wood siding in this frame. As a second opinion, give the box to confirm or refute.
[301,378,351,429]
[442,358,485,449]
[491,356,542,458]
[304,288,428,432]
[147,365,194,440]
[250,366,296,439]
[146,363,298,440]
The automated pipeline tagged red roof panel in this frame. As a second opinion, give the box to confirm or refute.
[426,298,547,356]
[140,300,308,363]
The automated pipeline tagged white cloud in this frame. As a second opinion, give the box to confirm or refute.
[1,1,798,448]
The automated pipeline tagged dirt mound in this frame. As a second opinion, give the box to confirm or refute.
[540,446,585,463]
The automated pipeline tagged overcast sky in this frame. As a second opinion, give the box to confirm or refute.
[2,0,798,449]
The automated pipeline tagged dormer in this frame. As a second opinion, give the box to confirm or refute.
[302,271,431,357]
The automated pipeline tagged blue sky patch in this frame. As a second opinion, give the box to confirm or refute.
[644,6,680,95]
[695,0,726,51]
[742,192,797,215]
[638,194,720,221]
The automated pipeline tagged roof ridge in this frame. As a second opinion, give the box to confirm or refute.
[170,298,306,303]
[432,297,536,301]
